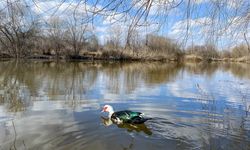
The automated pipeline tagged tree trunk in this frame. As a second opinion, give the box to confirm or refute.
[244,33,250,54]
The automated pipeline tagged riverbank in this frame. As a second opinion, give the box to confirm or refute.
[184,54,250,63]
[0,50,181,61]
[1,50,250,63]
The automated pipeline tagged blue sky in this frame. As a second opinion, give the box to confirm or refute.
[0,0,249,49]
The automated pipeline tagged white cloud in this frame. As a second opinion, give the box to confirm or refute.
[169,17,212,43]
[31,0,103,22]
[0,1,5,10]
[227,0,244,9]
[132,0,181,17]
[103,13,125,25]
[95,26,107,33]
[192,0,209,4]
[169,15,249,48]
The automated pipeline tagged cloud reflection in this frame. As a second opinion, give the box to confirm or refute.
[0,61,249,149]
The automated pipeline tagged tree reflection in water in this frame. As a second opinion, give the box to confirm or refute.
[0,60,249,150]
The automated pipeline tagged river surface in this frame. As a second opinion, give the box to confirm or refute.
[0,60,249,150]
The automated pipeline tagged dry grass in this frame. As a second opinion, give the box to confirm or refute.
[235,56,250,63]
[99,49,181,61]
[184,54,203,62]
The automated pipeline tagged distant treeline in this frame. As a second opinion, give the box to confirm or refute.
[0,25,249,62]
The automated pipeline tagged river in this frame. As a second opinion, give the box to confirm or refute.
[0,60,249,150]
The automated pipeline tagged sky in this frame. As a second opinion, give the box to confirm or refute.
[0,0,249,49]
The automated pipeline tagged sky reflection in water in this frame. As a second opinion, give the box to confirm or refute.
[0,61,249,150]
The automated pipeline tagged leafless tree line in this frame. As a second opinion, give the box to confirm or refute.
[0,0,249,60]
[0,0,98,58]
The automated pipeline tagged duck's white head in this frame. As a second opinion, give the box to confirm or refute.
[101,105,114,117]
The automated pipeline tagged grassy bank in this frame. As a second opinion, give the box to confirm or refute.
[183,55,250,63]
[21,51,180,61]
[1,50,250,63]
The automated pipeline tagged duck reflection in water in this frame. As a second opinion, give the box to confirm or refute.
[100,116,153,136]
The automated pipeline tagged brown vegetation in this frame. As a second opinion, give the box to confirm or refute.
[185,43,250,63]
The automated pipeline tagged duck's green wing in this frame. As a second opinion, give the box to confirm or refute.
[112,110,142,123]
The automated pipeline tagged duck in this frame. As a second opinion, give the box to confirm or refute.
[101,104,152,124]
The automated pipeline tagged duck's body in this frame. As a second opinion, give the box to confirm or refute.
[102,105,151,124]
[111,110,148,124]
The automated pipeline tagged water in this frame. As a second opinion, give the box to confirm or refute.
[0,60,250,150]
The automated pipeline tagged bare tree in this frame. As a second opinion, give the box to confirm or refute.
[0,0,38,58]
[47,17,65,57]
[244,33,250,53]
[107,25,122,49]
[87,34,99,51]
[65,14,89,56]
